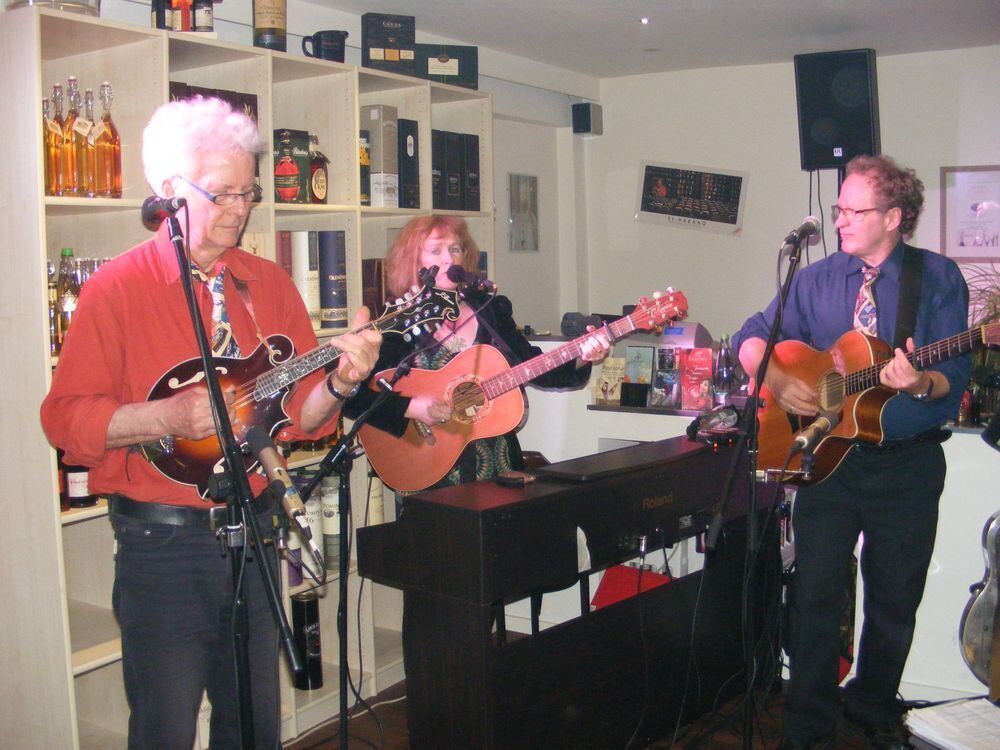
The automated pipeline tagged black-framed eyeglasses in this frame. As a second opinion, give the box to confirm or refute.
[174,175,263,206]
[830,205,882,223]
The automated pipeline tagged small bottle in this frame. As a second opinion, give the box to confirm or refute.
[171,0,192,32]
[48,276,61,355]
[359,130,371,207]
[713,335,735,405]
[64,460,98,508]
[74,88,96,198]
[273,130,300,202]
[309,134,329,204]
[56,247,80,346]
[193,0,214,32]
[49,83,66,196]
[253,0,287,52]
[60,76,81,196]
[151,0,172,30]
[93,82,122,198]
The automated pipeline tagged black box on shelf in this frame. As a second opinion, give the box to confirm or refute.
[462,133,480,211]
[442,130,464,211]
[413,43,478,89]
[273,128,310,203]
[431,129,446,209]
[397,118,420,209]
[361,12,415,75]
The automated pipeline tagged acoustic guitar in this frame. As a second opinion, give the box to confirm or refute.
[140,287,460,497]
[756,323,1000,485]
[358,289,688,492]
[960,510,1000,687]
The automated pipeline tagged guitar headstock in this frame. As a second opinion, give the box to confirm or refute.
[377,287,461,340]
[629,288,689,332]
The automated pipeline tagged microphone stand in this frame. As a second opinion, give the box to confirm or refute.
[706,233,805,750]
[165,216,301,749]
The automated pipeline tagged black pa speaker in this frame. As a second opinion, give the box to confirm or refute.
[572,102,603,135]
[794,49,880,171]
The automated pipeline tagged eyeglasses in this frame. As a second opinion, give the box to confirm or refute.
[174,175,263,206]
[831,205,882,223]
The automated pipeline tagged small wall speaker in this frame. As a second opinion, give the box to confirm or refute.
[794,49,880,171]
[572,102,603,135]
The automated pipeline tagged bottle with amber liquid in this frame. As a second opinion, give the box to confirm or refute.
[93,82,122,198]
[48,83,65,196]
[60,76,81,196]
[56,247,79,346]
[42,97,52,196]
[274,130,300,202]
[74,88,96,198]
[309,134,329,204]
[253,0,287,52]
[359,130,371,207]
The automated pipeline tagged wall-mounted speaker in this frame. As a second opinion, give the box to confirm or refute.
[572,102,603,135]
[794,49,880,171]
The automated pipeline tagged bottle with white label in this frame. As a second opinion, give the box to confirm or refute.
[64,461,97,508]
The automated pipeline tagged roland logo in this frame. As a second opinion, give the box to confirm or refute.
[641,492,674,510]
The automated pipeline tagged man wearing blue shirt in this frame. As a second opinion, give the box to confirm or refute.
[733,155,970,750]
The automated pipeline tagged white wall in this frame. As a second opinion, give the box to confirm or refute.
[582,45,1000,341]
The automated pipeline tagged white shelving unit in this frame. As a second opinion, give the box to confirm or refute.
[0,6,492,748]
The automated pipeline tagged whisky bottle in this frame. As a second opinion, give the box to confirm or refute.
[60,76,81,196]
[359,130,371,207]
[151,0,172,30]
[93,82,122,198]
[64,460,98,508]
[48,83,65,196]
[192,0,213,32]
[74,88,96,198]
[273,130,300,202]
[253,0,287,52]
[56,449,69,512]
[56,247,80,345]
[171,0,192,32]
[309,134,329,204]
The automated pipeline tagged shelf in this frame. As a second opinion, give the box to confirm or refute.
[290,657,376,730]
[78,719,127,750]
[44,197,144,214]
[61,497,109,526]
[69,599,122,676]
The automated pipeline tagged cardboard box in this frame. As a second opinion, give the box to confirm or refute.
[413,43,478,89]
[273,128,310,203]
[361,12,415,74]
[397,118,420,209]
[361,104,399,208]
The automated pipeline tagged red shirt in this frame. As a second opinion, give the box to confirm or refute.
[40,225,336,507]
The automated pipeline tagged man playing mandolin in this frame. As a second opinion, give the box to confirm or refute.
[40,97,381,749]
[733,155,971,750]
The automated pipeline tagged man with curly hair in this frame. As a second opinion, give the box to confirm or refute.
[732,155,971,749]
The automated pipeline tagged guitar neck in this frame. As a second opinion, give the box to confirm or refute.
[846,324,992,395]
[481,315,638,398]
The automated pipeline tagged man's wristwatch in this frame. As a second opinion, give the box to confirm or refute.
[910,374,934,402]
[326,376,361,401]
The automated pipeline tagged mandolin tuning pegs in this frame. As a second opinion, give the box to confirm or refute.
[652,291,662,299]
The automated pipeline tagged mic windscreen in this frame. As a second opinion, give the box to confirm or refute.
[245,426,273,456]
[446,265,469,284]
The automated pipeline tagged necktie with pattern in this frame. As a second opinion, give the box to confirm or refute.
[191,264,240,357]
[853,265,879,336]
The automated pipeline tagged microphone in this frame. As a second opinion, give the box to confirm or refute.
[245,427,323,562]
[446,265,496,292]
[780,216,821,250]
[791,411,839,455]
[141,195,187,230]
[418,264,439,288]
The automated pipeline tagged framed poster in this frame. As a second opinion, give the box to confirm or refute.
[509,173,539,252]
[941,165,1000,262]
[635,161,748,235]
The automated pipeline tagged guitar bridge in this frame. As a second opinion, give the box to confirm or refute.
[137,436,175,461]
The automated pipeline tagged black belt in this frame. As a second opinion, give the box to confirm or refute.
[855,427,951,455]
[109,492,275,530]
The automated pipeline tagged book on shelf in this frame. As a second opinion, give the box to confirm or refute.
[648,346,681,409]
[317,230,347,330]
[594,357,625,405]
[680,347,713,411]
[624,345,654,384]
[290,230,319,327]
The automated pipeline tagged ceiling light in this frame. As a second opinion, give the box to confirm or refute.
[640,17,650,25]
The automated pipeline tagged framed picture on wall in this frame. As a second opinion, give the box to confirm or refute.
[634,161,749,235]
[941,165,1000,262]
[509,173,539,252]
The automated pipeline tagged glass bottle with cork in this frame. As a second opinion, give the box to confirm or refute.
[48,82,65,196]
[74,88,96,198]
[60,76,81,196]
[42,97,52,196]
[93,82,122,198]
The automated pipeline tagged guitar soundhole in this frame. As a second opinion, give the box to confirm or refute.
[817,370,846,413]
[450,381,486,424]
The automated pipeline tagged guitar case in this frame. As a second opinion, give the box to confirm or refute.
[959,510,1000,685]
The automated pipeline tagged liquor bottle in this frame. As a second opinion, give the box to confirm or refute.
[48,277,61,356]
[42,97,52,196]
[151,0,172,30]
[93,82,122,198]
[253,0,287,52]
[56,247,80,346]
[359,130,371,207]
[273,131,300,202]
[74,88,96,198]
[713,335,735,405]
[49,83,65,196]
[309,134,329,204]
[60,76,81,196]
[192,0,214,32]
[64,460,98,508]
[171,0,192,32]
[291,592,323,689]
[56,449,69,512]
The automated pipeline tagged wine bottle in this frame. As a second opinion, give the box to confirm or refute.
[56,449,69,512]
[64,460,98,508]
[309,134,329,204]
[56,247,80,346]
[252,0,287,52]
